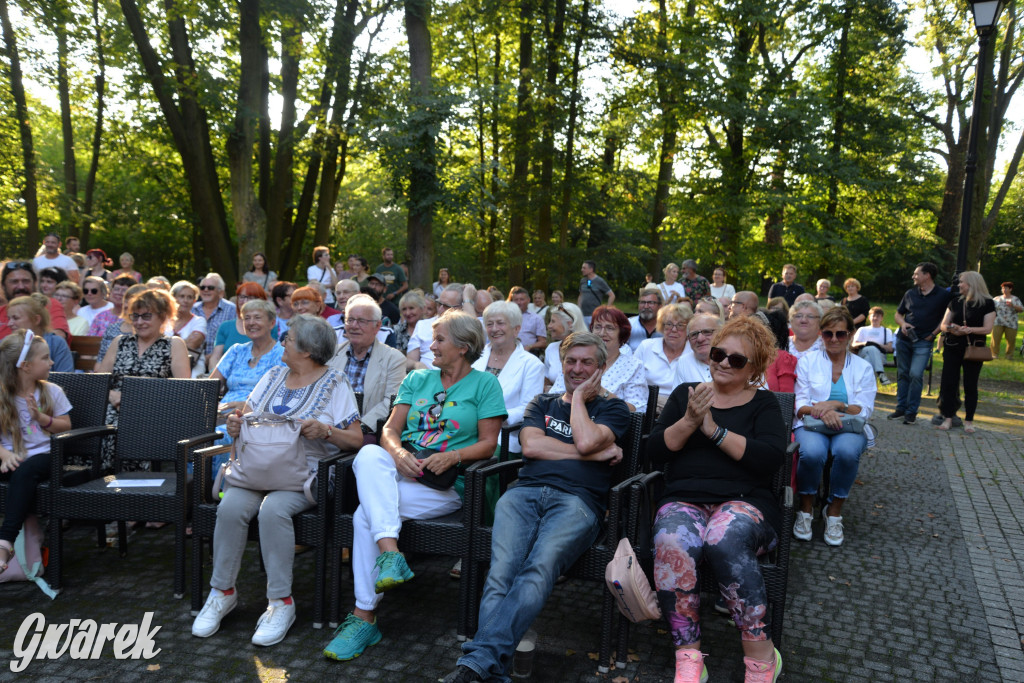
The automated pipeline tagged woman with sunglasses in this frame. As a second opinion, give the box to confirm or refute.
[647,316,787,683]
[324,310,506,662]
[77,276,114,328]
[95,289,191,471]
[793,307,876,546]
[82,249,113,282]
[937,270,995,434]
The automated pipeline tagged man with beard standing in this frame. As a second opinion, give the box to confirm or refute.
[0,262,70,340]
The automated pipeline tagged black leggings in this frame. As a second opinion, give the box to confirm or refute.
[938,345,983,421]
[0,451,50,544]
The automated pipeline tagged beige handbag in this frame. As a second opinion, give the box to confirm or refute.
[605,537,661,623]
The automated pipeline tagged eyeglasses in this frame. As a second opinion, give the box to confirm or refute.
[821,329,849,341]
[437,301,455,310]
[687,328,716,341]
[199,285,217,291]
[792,314,819,321]
[130,312,153,322]
[53,292,72,300]
[427,390,447,421]
[662,322,686,331]
[638,299,659,306]
[592,324,619,334]
[709,346,749,369]
[83,288,101,294]
[344,317,376,327]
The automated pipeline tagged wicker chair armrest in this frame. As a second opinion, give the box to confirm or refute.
[178,432,222,455]
[49,424,117,485]
[474,458,526,479]
[53,424,117,443]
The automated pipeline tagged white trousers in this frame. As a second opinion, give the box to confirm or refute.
[351,444,461,611]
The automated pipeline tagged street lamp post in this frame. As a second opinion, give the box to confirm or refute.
[956,0,1004,275]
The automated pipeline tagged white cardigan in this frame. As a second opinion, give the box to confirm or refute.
[794,350,877,429]
[472,343,546,453]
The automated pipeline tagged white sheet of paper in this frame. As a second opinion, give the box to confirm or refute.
[106,479,166,488]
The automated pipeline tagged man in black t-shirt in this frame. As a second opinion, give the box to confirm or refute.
[443,333,630,683]
[766,263,805,305]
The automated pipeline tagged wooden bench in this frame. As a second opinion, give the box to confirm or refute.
[69,335,103,372]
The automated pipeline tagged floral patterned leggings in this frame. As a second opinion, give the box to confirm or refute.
[653,500,777,646]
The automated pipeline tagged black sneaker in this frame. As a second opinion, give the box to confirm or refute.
[887,410,906,420]
[441,665,483,683]
[903,414,917,424]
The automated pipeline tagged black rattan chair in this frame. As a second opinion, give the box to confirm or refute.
[49,376,219,597]
[189,441,347,629]
[621,391,797,667]
[460,411,645,668]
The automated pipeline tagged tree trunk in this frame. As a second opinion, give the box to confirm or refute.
[936,139,967,249]
[227,0,267,278]
[485,29,500,279]
[120,0,236,283]
[80,0,105,245]
[0,0,39,246]
[265,19,301,274]
[558,0,588,251]
[508,0,535,285]
[404,0,437,289]
[825,3,851,225]
[535,0,566,290]
[648,0,677,277]
[55,3,78,225]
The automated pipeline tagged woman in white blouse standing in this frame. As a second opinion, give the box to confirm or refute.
[659,263,686,305]
[306,246,338,307]
[709,267,736,307]
[793,307,876,547]
[551,306,647,412]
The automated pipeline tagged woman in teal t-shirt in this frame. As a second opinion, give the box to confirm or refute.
[324,310,506,662]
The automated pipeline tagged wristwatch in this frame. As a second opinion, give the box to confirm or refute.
[324,425,333,440]
[838,403,847,413]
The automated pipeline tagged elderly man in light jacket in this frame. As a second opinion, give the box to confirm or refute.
[328,294,406,438]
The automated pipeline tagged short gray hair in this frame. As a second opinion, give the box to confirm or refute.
[336,279,360,296]
[483,300,522,329]
[202,272,226,292]
[287,314,337,365]
[241,298,276,325]
[345,293,381,321]
[432,310,485,363]
[559,331,607,367]
[171,280,199,298]
[789,299,823,321]
[444,283,466,296]
[638,285,663,303]
[83,275,108,297]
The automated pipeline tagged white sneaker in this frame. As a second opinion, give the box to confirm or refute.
[192,588,238,637]
[793,511,813,541]
[822,510,844,546]
[251,599,296,646]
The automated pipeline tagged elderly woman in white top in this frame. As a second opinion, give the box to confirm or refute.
[636,303,692,408]
[551,305,647,411]
[471,301,545,453]
[788,299,824,361]
[793,307,876,547]
[675,313,724,384]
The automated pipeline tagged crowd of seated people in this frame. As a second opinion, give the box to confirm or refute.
[18,242,996,682]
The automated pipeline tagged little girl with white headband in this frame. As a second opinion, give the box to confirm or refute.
[0,329,72,573]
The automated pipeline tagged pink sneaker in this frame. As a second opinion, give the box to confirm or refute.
[743,647,782,683]
[674,648,708,683]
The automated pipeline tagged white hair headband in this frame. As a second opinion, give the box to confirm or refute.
[15,329,35,368]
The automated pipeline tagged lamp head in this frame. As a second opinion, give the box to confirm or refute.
[967,0,1003,31]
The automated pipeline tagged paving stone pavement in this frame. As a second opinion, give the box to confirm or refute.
[0,392,1021,681]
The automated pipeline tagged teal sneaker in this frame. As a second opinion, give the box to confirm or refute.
[373,551,414,594]
[323,613,382,661]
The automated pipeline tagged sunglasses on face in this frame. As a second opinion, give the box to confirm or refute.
[84,288,101,294]
[199,285,217,291]
[709,346,749,369]
[821,329,849,341]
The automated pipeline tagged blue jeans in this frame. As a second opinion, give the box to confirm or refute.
[458,485,601,682]
[795,427,867,501]
[894,337,932,415]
